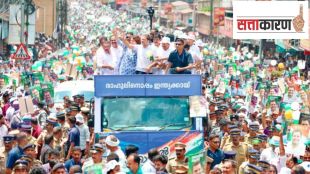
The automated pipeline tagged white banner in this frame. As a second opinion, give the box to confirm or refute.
[233,1,309,39]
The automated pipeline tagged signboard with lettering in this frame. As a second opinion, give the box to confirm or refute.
[94,75,202,97]
[233,1,309,39]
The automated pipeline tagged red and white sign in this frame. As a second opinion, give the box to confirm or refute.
[233,1,309,39]
[12,43,30,60]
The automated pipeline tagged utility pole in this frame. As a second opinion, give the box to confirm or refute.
[192,0,197,32]
[20,0,25,44]
[147,6,155,31]
[210,0,214,42]
[25,3,29,48]
[158,0,161,26]
[259,39,264,60]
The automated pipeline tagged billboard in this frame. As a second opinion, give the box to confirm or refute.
[214,7,225,27]
[233,1,309,39]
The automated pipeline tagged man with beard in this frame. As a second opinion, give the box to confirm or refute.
[166,142,188,173]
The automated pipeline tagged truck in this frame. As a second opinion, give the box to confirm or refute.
[94,75,204,160]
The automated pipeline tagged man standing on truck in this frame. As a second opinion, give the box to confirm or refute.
[166,142,188,174]
[166,38,193,74]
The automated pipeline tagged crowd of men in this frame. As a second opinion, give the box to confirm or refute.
[0,0,309,174]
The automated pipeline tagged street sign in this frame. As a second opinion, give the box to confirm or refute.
[12,43,30,60]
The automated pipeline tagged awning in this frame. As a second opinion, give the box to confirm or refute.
[179,9,193,14]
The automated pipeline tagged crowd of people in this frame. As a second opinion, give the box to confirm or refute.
[0,0,309,174]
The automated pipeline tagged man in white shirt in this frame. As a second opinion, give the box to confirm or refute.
[105,135,127,172]
[110,36,124,75]
[187,35,201,62]
[75,114,90,158]
[260,136,286,172]
[105,135,126,162]
[95,37,117,75]
[5,98,16,124]
[121,34,155,74]
[142,148,158,173]
[147,37,174,74]
[151,34,162,58]
[0,114,8,147]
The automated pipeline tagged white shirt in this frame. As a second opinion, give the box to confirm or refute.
[106,147,127,172]
[114,148,126,162]
[5,106,15,123]
[279,167,291,174]
[0,124,8,147]
[111,46,124,74]
[285,142,306,158]
[152,44,161,58]
[77,124,90,150]
[188,44,202,61]
[151,45,174,75]
[95,47,117,75]
[134,45,155,72]
[142,159,156,173]
[157,46,174,60]
[260,147,286,172]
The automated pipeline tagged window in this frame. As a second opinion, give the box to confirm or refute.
[225,11,233,18]
[102,97,191,131]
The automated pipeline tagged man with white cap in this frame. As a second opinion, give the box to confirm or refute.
[104,160,121,174]
[187,34,202,73]
[106,135,126,166]
[146,36,174,74]
[75,114,90,157]
[158,37,174,60]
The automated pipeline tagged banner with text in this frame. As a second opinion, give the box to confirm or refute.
[233,1,309,39]
[94,75,202,97]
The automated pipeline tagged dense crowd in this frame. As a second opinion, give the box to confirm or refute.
[0,0,309,174]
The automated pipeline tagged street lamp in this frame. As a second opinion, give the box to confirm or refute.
[147,6,155,30]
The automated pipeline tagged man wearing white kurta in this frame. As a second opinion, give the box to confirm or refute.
[95,37,117,75]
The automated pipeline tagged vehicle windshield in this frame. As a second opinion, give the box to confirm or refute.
[102,97,191,131]
[54,91,94,103]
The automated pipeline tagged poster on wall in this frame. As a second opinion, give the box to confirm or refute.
[214,7,225,27]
